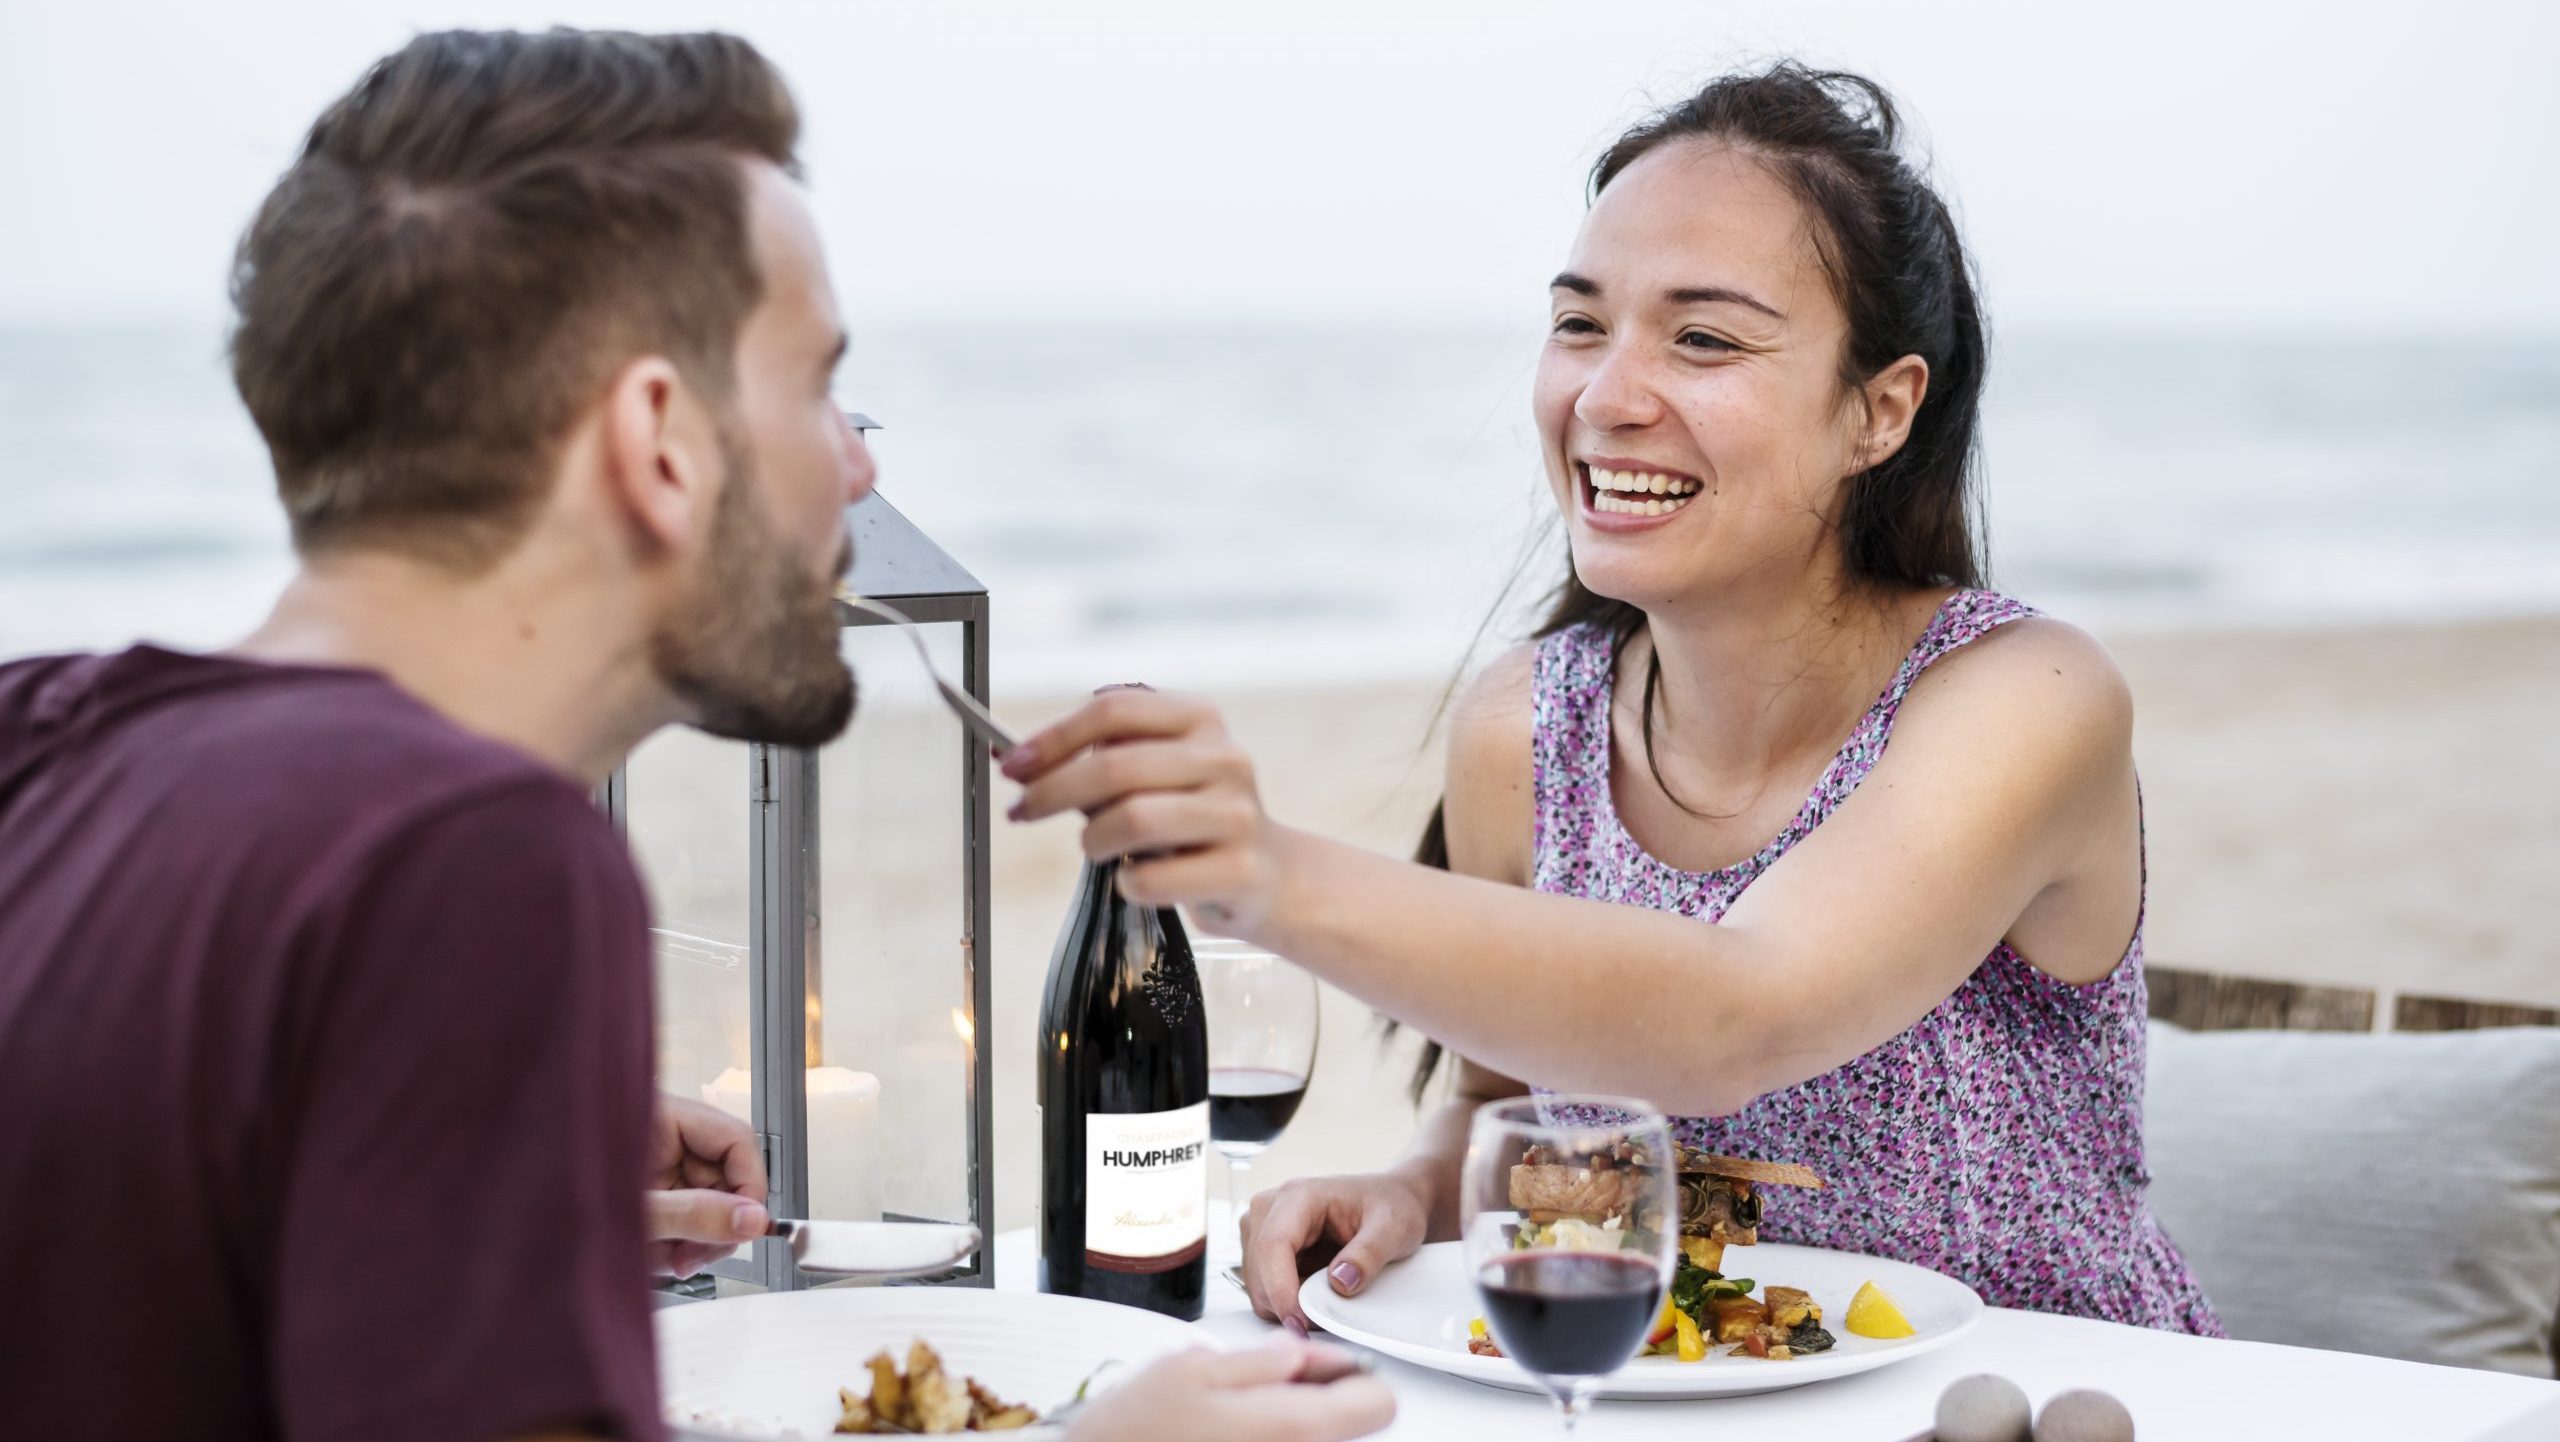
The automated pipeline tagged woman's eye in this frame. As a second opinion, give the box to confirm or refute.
[1677,330,1736,352]
[1552,316,1600,336]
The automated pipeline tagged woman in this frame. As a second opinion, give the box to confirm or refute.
[1006,63,2221,1336]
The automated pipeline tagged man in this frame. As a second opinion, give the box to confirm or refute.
[0,29,1389,1442]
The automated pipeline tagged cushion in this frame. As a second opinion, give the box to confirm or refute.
[2143,1019,2560,1376]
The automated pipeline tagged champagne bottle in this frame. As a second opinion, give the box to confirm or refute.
[1037,855,1209,1319]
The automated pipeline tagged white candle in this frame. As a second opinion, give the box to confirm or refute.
[701,1066,882,1222]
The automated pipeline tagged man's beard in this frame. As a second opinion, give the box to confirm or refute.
[652,436,857,748]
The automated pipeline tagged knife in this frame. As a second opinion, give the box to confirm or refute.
[763,1219,981,1278]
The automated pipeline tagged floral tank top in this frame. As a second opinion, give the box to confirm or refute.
[1530,590,2222,1333]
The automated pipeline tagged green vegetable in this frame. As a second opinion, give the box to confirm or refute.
[1668,1258,1756,1322]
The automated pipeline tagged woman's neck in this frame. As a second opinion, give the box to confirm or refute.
[1629,578,1947,791]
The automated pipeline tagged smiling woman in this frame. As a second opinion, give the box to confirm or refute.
[1004,61,2223,1342]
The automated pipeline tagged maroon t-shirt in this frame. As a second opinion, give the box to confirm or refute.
[0,646,662,1441]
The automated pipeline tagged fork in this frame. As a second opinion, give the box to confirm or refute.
[835,590,1019,756]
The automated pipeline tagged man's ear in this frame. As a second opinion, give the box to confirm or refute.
[598,355,715,561]
[1853,353,1930,475]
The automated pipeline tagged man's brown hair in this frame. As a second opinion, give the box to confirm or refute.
[228,29,801,567]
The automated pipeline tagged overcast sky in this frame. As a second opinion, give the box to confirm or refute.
[5,0,2555,333]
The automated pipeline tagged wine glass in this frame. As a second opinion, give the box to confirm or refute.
[1195,938,1320,1247]
[1462,1095,1676,1434]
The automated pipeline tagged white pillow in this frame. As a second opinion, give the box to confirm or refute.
[2144,1020,2560,1377]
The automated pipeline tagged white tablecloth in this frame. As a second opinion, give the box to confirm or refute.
[992,1223,2560,1441]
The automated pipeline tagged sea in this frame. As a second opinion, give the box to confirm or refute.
[5,321,2557,695]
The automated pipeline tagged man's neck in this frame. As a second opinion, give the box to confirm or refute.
[230,547,676,786]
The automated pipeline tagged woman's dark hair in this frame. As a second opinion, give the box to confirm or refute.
[1392,62,1990,1103]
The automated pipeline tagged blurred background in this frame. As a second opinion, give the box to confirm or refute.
[6,0,2555,1229]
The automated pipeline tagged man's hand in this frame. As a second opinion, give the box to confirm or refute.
[649,1095,769,1277]
[1063,1341,1392,1442]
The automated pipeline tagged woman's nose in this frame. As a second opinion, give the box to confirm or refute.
[1574,345,1664,433]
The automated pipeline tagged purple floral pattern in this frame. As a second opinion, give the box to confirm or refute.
[1529,590,2222,1333]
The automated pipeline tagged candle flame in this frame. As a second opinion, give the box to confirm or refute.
[951,1006,975,1047]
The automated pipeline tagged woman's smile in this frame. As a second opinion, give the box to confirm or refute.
[1576,456,1706,531]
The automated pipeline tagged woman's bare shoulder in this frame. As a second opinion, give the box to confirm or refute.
[1908,613,2133,748]
[1442,643,1538,884]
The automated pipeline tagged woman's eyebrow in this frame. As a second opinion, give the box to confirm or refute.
[1665,285,1784,321]
[1550,271,1783,322]
[1546,272,1792,322]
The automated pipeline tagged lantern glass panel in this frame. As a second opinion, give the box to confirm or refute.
[811,620,975,1230]
[625,727,755,1108]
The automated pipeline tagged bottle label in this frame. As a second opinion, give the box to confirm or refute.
[1084,1101,1209,1272]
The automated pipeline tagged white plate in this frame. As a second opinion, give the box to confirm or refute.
[1299,1240,1982,1400]
[658,1286,1210,1438]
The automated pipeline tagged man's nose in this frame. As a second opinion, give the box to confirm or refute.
[837,407,880,505]
[843,427,878,506]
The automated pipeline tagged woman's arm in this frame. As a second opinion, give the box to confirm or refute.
[1232,652,1534,1326]
[1009,619,2135,1119]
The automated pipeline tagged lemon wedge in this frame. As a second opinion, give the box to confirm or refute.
[1844,1280,1916,1339]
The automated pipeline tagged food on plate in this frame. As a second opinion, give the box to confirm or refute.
[1670,1304,1707,1362]
[1498,1140,1841,1361]
[836,1340,1038,1434]
[1845,1279,1917,1339]
[1670,1147,1824,1274]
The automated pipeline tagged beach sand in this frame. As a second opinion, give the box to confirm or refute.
[641,614,2560,1234]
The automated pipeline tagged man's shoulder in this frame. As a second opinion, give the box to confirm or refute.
[181,665,626,890]
[141,649,575,801]
[5,646,621,887]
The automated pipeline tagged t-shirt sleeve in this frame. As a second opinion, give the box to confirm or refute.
[269,780,661,1442]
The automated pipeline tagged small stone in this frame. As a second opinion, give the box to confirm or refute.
[1935,1373,2033,1442]
[2035,1388,2136,1442]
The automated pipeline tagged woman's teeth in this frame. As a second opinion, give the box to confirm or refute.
[1586,466,1703,517]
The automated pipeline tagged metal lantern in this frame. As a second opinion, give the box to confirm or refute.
[607,490,993,1294]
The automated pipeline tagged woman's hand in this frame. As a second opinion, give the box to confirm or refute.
[1004,689,1288,934]
[1063,1341,1392,1442]
[1237,1172,1433,1334]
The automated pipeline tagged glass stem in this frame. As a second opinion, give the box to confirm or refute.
[1220,1153,1256,1265]
[1554,1379,1597,1435]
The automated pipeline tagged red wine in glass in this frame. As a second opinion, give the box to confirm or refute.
[1196,939,1319,1258]
[1461,1096,1675,1434]
[1209,1067,1308,1148]
[1477,1252,1664,1377]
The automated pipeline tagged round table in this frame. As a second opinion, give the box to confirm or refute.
[992,1222,2560,1441]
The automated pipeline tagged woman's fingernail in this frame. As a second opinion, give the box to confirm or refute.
[1329,1261,1363,1293]
[1006,800,1026,822]
[733,1201,768,1237]
[1000,745,1035,779]
[1284,1316,1309,1340]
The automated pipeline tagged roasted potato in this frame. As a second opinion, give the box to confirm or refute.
[1764,1286,1820,1331]
[835,1340,1040,1434]
[1704,1295,1770,1343]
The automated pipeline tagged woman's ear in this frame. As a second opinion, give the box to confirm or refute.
[598,355,714,560]
[1853,353,1931,475]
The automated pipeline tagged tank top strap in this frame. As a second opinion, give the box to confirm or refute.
[1877,589,2042,713]
[1529,622,1620,865]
